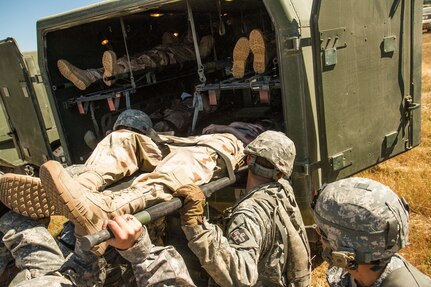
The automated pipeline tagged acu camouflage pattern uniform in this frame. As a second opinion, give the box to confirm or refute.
[0,111,254,286]
[183,131,311,286]
[313,177,431,287]
[327,254,431,287]
[0,211,195,287]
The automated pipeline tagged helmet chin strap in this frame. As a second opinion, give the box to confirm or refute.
[321,238,358,270]
[331,250,358,270]
[248,155,279,180]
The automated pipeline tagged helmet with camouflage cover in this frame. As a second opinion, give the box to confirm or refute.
[244,130,296,179]
[313,177,409,269]
[113,109,153,134]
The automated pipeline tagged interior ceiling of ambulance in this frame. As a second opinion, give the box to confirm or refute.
[125,0,265,31]
[156,0,262,12]
[43,0,264,34]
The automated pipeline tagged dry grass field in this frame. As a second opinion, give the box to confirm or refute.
[311,33,431,286]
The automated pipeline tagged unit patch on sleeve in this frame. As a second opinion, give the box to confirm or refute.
[230,228,250,245]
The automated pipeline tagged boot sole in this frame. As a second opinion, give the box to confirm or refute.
[40,161,106,254]
[232,37,250,78]
[249,29,266,74]
[57,60,91,91]
[0,174,55,218]
[102,51,117,86]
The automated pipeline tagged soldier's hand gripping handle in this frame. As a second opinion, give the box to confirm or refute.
[81,197,183,251]
[103,214,144,250]
[172,184,206,226]
[81,174,242,251]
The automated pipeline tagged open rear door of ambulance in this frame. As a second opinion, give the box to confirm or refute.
[0,38,53,169]
[311,0,422,182]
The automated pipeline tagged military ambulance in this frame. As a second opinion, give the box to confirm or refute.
[0,0,422,281]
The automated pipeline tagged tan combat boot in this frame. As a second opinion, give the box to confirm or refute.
[249,29,266,74]
[0,173,55,218]
[232,37,250,78]
[39,160,151,256]
[102,50,126,86]
[0,165,97,219]
[57,60,98,90]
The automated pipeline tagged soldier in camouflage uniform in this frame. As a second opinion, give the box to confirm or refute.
[173,130,311,286]
[57,32,214,90]
[312,177,431,287]
[0,211,195,287]
[0,109,267,256]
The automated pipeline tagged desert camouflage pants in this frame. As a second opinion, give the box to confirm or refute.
[78,130,244,203]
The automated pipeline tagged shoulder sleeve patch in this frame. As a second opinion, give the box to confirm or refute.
[229,228,250,245]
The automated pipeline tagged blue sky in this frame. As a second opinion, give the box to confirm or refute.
[0,0,103,52]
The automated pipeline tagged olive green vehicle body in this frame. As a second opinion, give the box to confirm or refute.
[0,38,60,174]
[1,0,422,228]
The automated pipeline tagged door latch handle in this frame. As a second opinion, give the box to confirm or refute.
[405,96,420,111]
[407,102,420,111]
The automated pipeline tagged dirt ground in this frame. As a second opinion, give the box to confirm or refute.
[310,32,431,286]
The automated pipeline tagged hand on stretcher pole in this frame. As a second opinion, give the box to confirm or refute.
[81,167,247,251]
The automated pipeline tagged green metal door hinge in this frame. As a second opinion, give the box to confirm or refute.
[329,148,352,171]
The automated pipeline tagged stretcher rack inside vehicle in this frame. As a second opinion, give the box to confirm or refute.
[63,60,231,114]
[195,74,280,108]
[195,74,281,93]
[190,74,281,131]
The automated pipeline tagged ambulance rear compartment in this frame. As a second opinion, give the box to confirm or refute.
[40,0,283,165]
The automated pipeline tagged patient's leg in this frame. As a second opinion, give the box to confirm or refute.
[57,60,103,90]
[131,146,217,192]
[77,130,163,191]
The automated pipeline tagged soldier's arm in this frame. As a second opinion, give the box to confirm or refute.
[106,215,196,287]
[182,201,271,287]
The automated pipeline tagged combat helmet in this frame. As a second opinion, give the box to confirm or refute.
[113,109,153,134]
[313,177,409,269]
[244,130,296,179]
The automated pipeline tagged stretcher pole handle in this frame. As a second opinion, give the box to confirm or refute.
[81,169,246,251]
